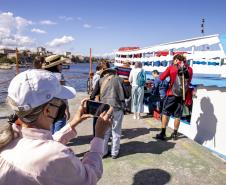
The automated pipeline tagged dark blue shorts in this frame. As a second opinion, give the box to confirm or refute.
[162,96,183,118]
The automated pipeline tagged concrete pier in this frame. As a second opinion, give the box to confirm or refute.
[1,92,226,184]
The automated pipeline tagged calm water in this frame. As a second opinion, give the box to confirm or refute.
[0,63,97,104]
[0,63,226,104]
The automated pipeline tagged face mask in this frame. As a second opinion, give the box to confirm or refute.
[47,98,66,124]
[52,102,66,123]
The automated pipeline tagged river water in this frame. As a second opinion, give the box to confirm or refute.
[1,63,226,104]
[0,63,97,104]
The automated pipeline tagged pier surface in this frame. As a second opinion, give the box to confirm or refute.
[1,92,226,185]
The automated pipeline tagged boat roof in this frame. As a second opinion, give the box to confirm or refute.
[116,34,226,58]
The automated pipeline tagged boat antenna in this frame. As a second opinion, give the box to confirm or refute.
[201,18,206,50]
[201,18,205,36]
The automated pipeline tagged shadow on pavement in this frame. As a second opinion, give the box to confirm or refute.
[67,134,93,147]
[121,127,160,140]
[75,139,175,158]
[68,127,160,147]
[132,169,171,185]
[119,140,175,157]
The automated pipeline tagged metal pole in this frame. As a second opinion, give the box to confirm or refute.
[16,48,19,75]
[182,73,185,101]
[88,48,93,94]
[201,18,205,51]
[89,48,92,74]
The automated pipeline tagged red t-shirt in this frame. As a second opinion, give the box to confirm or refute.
[160,64,193,97]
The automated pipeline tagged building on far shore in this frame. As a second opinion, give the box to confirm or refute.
[37,47,47,56]
[65,51,72,58]
[37,47,53,56]
[7,53,16,59]
[0,48,16,55]
[46,51,54,56]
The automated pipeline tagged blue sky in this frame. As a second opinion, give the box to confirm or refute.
[0,0,226,56]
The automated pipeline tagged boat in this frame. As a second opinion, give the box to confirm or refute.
[62,63,70,69]
[0,64,12,70]
[115,34,226,159]
[62,58,72,69]
[115,34,226,78]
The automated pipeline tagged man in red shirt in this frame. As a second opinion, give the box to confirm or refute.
[156,54,193,140]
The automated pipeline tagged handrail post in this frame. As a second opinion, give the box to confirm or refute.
[16,48,19,75]
[89,48,94,93]
[89,48,92,74]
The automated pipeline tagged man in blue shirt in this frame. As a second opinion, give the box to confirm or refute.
[151,70,168,114]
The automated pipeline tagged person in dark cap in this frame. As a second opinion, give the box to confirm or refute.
[90,68,126,159]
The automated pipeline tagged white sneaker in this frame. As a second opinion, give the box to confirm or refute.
[133,114,137,119]
[137,115,140,120]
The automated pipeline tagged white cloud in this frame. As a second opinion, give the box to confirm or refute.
[47,36,74,47]
[1,35,34,47]
[40,20,57,25]
[59,16,73,21]
[0,27,10,38]
[83,24,92,28]
[15,16,33,32]
[0,12,34,48]
[31,28,46,34]
[0,12,33,34]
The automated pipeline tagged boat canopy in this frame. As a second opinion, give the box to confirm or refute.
[116,34,226,58]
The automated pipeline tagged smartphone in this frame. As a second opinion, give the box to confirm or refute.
[86,100,110,117]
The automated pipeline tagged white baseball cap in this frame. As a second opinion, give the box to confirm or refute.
[8,69,76,111]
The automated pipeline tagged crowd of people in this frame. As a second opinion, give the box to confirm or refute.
[0,54,193,184]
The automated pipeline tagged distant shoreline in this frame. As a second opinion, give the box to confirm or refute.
[0,64,12,70]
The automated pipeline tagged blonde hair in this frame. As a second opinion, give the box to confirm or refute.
[0,124,13,149]
[0,97,47,150]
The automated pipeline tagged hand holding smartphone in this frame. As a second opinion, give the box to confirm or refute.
[86,100,111,117]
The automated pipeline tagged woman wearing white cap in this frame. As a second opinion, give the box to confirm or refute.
[0,69,113,185]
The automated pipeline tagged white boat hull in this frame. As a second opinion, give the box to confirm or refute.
[168,85,226,159]
[114,62,225,77]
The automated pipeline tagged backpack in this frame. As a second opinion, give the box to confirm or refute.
[172,74,188,97]
[136,70,146,87]
[122,82,131,99]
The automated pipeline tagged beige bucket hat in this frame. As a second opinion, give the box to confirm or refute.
[42,55,66,69]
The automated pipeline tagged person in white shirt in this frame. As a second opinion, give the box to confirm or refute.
[129,62,145,119]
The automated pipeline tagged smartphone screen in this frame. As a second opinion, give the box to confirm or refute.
[87,100,110,117]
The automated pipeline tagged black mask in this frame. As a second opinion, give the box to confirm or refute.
[52,102,67,123]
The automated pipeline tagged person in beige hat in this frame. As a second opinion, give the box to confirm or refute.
[42,55,67,84]
[42,55,70,134]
